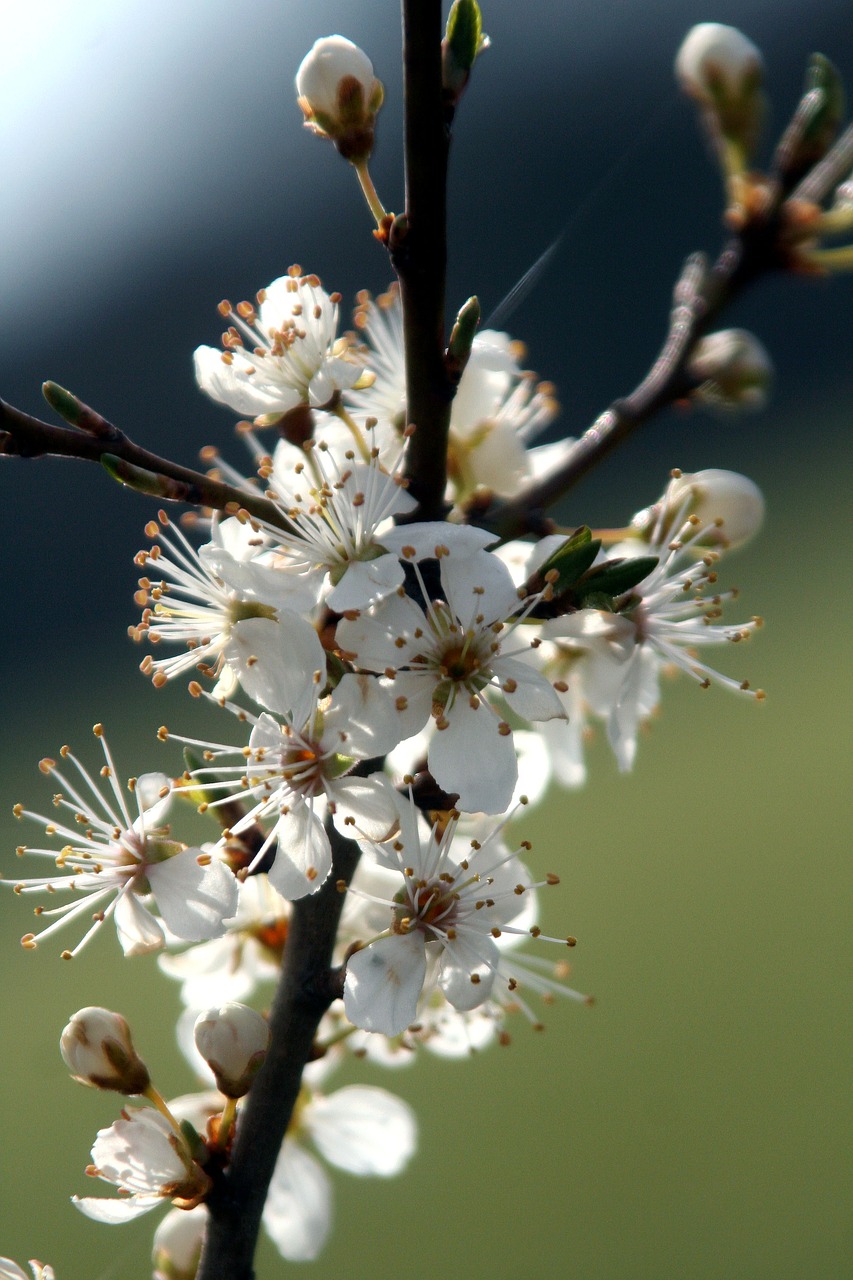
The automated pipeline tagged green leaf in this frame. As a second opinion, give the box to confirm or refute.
[579,555,659,601]
[445,0,483,75]
[538,527,602,595]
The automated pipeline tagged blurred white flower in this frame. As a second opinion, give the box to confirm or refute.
[263,1083,416,1261]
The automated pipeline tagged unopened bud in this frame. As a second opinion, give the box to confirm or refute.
[667,469,765,547]
[443,0,489,105]
[296,36,384,163]
[675,23,765,164]
[60,1007,150,1095]
[687,328,773,411]
[193,1003,270,1099]
[153,1206,207,1280]
[633,469,765,550]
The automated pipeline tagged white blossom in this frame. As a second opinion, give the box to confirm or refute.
[194,270,366,424]
[73,1109,210,1224]
[343,794,572,1036]
[8,729,237,957]
[158,873,289,1007]
[254,432,418,611]
[348,286,561,501]
[337,531,566,813]
[173,615,400,899]
[544,509,765,772]
[132,510,316,691]
[263,1083,416,1262]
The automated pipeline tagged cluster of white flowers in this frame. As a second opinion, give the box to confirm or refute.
[4,251,766,1263]
[2,21,791,1278]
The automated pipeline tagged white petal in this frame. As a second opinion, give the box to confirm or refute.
[378,521,498,559]
[495,655,568,722]
[268,804,331,899]
[228,614,325,720]
[149,849,238,942]
[194,345,299,416]
[135,772,173,819]
[263,1142,331,1263]
[308,1085,417,1176]
[344,934,427,1035]
[323,672,405,758]
[114,891,165,956]
[326,553,405,612]
[439,548,520,622]
[72,1194,161,1223]
[335,599,417,673]
[440,932,499,1010]
[331,775,401,843]
[429,699,517,814]
[424,1005,500,1058]
[466,421,530,495]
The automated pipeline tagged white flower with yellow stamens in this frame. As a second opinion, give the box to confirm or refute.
[7,727,237,957]
[172,614,400,900]
[336,526,566,814]
[133,511,316,691]
[194,268,370,425]
[343,793,574,1036]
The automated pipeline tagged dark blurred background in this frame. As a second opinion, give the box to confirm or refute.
[1,2,851,1277]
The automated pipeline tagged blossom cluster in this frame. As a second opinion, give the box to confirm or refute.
[3,18,804,1278]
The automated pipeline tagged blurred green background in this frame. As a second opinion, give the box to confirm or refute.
[1,1,851,1277]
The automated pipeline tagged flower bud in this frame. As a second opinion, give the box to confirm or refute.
[666,469,765,548]
[675,23,764,162]
[632,469,765,551]
[686,328,773,411]
[60,1007,150,1095]
[193,1003,270,1099]
[442,0,489,105]
[296,36,384,163]
[153,1206,207,1280]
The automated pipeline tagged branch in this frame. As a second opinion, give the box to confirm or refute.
[0,397,289,530]
[391,0,454,520]
[197,822,362,1280]
[478,215,792,538]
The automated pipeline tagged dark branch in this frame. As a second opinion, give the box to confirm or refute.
[392,0,454,520]
[196,822,362,1280]
[0,399,290,530]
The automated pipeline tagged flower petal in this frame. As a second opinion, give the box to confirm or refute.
[148,848,238,942]
[263,1142,331,1263]
[269,803,331,899]
[344,934,427,1035]
[429,697,517,814]
[307,1085,417,1176]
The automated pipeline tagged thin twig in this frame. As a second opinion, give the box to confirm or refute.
[0,399,289,530]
